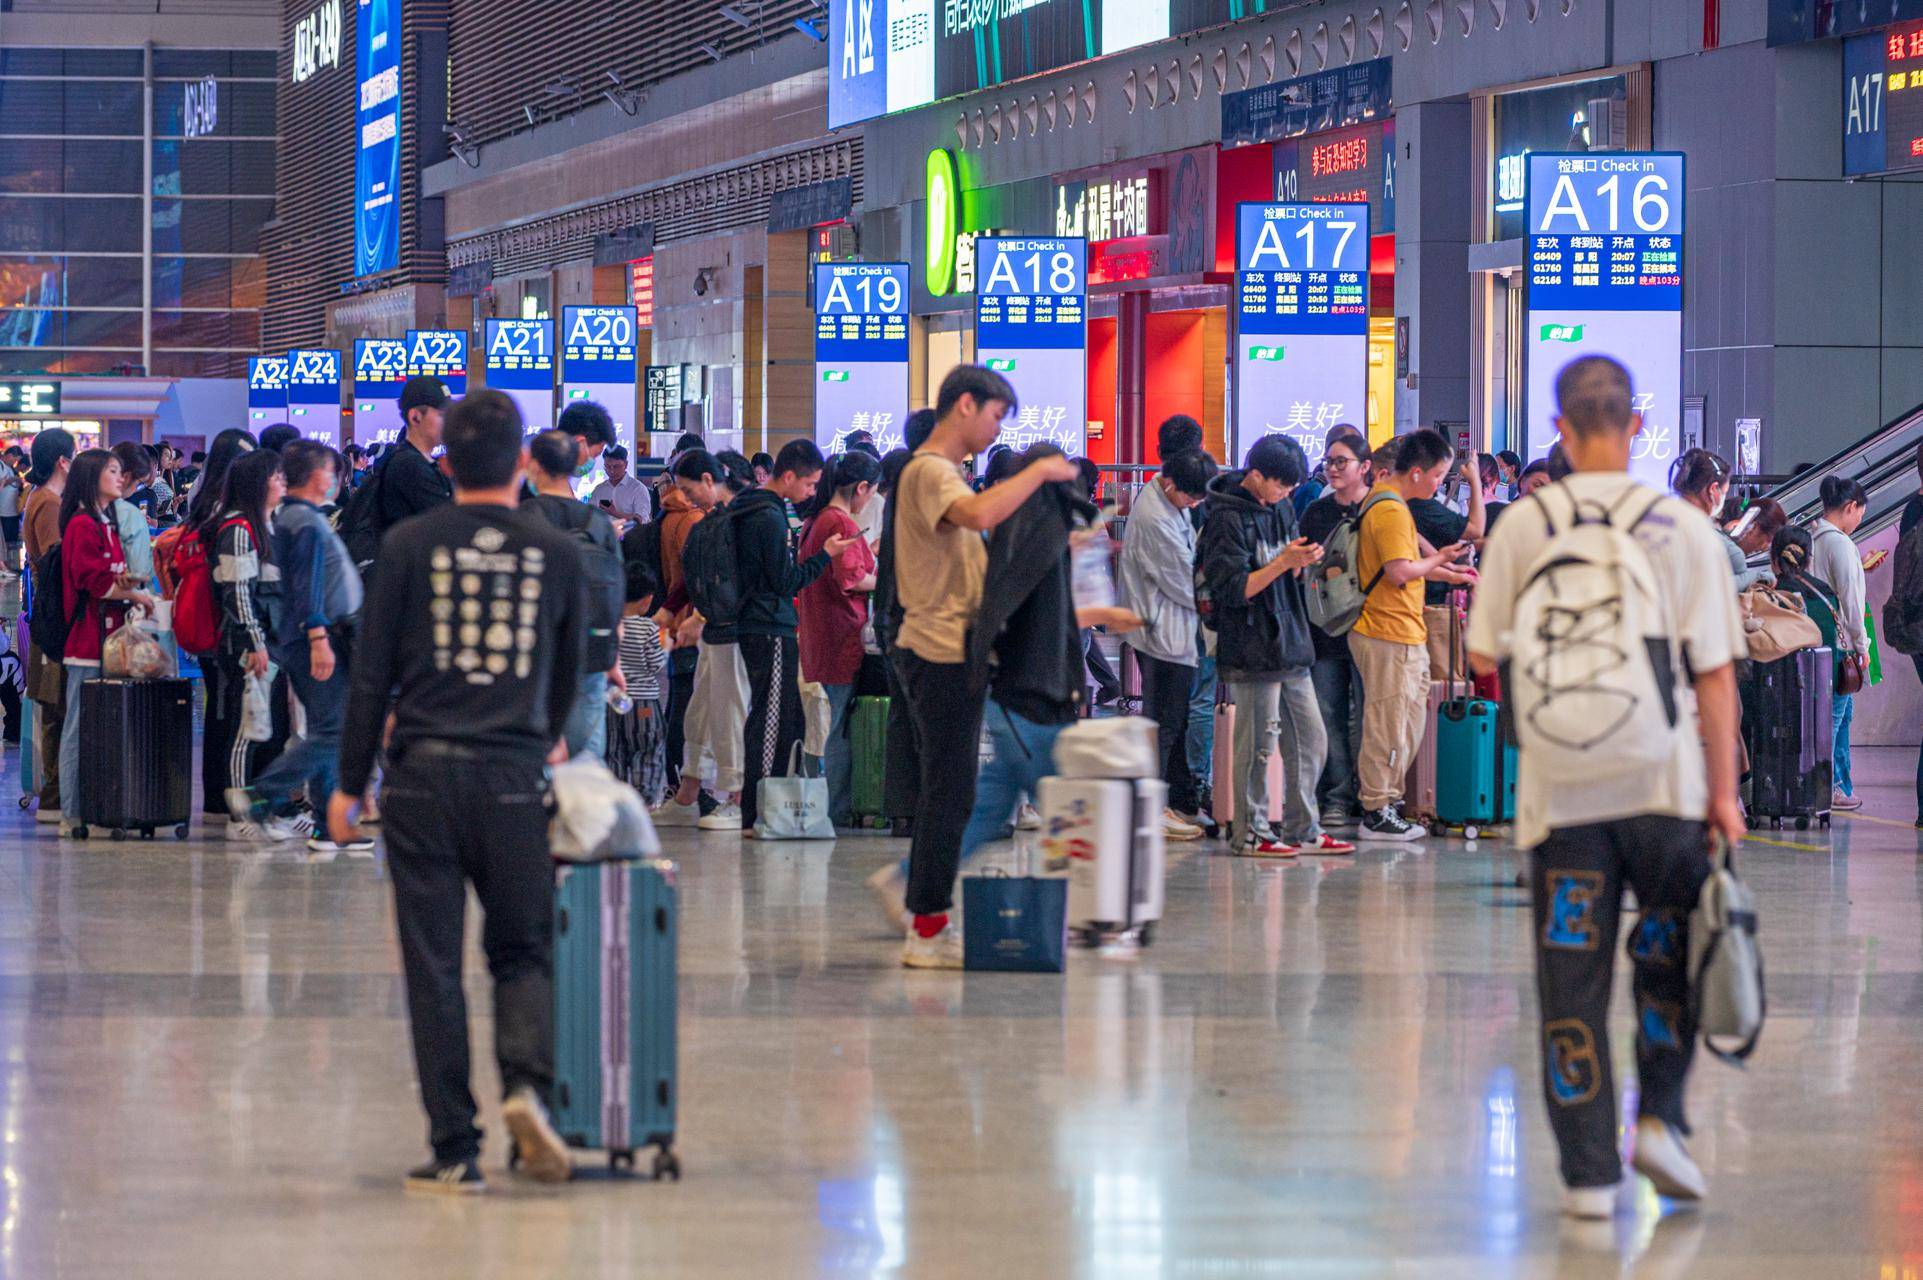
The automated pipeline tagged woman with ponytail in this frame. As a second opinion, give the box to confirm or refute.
[798,451,881,828]
[1671,447,1773,590]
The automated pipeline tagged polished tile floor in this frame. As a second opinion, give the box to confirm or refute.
[3,742,1921,1278]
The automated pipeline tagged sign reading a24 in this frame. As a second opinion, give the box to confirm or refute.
[289,349,340,385]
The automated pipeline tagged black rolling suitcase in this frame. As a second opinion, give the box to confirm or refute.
[76,677,194,840]
[1744,647,1834,831]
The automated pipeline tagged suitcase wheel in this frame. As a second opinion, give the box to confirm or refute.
[1744,816,1758,830]
[1820,815,1831,828]
[109,829,126,842]
[1794,817,1809,831]
[72,825,88,840]
[174,824,190,840]
[15,796,26,810]
[609,1149,636,1173]
[1464,825,1481,842]
[651,1148,681,1182]
[1137,921,1155,948]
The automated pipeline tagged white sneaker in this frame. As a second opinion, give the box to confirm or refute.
[696,802,742,831]
[501,1087,573,1184]
[866,863,908,933]
[259,816,307,843]
[1015,803,1042,831]
[1831,789,1864,812]
[1161,808,1203,841]
[901,922,964,969]
[1561,1184,1618,1220]
[651,798,702,827]
[1632,1117,1706,1201]
[226,819,269,843]
[33,807,61,826]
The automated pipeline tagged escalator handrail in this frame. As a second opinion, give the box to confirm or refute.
[1762,400,1923,519]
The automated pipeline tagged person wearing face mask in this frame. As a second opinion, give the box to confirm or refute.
[229,440,369,854]
[558,399,618,490]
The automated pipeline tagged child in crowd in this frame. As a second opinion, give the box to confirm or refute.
[608,561,670,806]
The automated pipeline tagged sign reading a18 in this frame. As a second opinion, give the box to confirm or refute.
[980,240,1084,296]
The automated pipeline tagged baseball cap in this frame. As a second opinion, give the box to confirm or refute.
[399,375,450,414]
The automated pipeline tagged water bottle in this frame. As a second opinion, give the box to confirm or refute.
[606,686,634,715]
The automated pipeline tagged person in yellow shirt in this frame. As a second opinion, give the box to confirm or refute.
[1349,429,1478,840]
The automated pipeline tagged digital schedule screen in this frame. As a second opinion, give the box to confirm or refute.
[247,355,288,413]
[1233,202,1368,466]
[814,261,910,453]
[561,305,638,383]
[353,338,406,398]
[355,0,401,275]
[286,348,341,403]
[404,328,468,396]
[1525,152,1685,489]
[974,236,1087,455]
[484,319,554,392]
[1844,20,1923,176]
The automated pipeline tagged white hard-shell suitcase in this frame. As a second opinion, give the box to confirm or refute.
[1037,776,1167,945]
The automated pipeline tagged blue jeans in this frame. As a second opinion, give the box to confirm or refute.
[59,663,103,822]
[252,643,347,817]
[822,682,856,828]
[1309,652,1364,817]
[563,670,609,763]
[1832,691,1855,797]
[1186,652,1217,787]
[896,700,1064,879]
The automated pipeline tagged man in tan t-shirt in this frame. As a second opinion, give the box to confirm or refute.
[887,365,1077,969]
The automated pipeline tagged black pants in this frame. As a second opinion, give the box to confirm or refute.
[1137,651,1196,813]
[383,746,554,1165]
[664,647,697,793]
[892,649,987,918]
[1913,656,1923,818]
[739,632,804,830]
[201,654,290,815]
[1531,815,1712,1188]
[1084,630,1120,703]
[882,654,919,821]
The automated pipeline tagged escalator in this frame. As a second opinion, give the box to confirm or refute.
[1758,400,1923,540]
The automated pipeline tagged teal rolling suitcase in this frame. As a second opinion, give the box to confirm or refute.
[1434,697,1516,832]
[545,859,681,1180]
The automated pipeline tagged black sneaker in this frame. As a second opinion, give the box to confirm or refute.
[405,1158,486,1195]
[1357,806,1424,842]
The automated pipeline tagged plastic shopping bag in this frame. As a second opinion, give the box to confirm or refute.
[102,608,176,678]
[240,668,274,743]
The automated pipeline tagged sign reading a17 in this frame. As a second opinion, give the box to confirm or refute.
[1242,209,1364,271]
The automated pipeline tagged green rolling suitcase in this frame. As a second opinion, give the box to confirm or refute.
[544,859,681,1180]
[850,695,888,828]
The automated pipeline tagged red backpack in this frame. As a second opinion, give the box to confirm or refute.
[154,524,221,655]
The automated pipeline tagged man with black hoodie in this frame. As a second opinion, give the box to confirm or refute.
[1198,435,1355,857]
[726,448,852,833]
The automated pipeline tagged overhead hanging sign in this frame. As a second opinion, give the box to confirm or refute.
[813,261,910,453]
[484,318,555,433]
[286,347,343,443]
[404,327,468,396]
[247,355,288,425]
[1233,201,1369,468]
[352,338,407,441]
[354,0,400,275]
[974,235,1087,455]
[561,304,639,450]
[1524,152,1684,489]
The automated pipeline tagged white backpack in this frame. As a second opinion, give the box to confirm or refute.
[1507,484,1683,782]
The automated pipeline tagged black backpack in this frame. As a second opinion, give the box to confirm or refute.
[680,507,742,628]
[28,544,82,661]
[1885,519,1923,656]
[542,500,626,673]
[336,453,391,570]
[621,509,666,594]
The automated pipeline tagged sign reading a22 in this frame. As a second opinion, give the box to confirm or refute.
[289,349,339,384]
[566,307,635,351]
[406,329,466,370]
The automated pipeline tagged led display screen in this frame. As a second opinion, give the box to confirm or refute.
[814,262,911,453]
[561,306,639,384]
[1843,21,1923,176]
[405,328,468,396]
[973,235,1086,455]
[355,0,400,274]
[353,338,406,440]
[484,319,554,392]
[247,355,288,415]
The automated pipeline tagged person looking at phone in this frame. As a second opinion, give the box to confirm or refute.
[588,444,650,529]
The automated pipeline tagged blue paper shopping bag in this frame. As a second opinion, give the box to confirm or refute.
[963,872,1068,973]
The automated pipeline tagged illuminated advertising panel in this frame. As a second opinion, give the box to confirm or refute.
[814,262,910,452]
[355,0,400,274]
[1232,202,1369,467]
[352,338,407,441]
[1843,21,1923,176]
[1524,152,1685,489]
[484,319,555,433]
[404,328,469,396]
[974,235,1086,455]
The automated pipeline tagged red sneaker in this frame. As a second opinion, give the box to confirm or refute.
[1305,834,1357,855]
[1237,838,1300,859]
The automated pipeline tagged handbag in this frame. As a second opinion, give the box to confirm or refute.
[1836,650,1867,695]
[1738,586,1823,664]
[1424,602,1468,681]
[1687,834,1765,1064]
[549,755,660,862]
[962,867,1068,973]
[1052,715,1157,780]
[753,743,836,840]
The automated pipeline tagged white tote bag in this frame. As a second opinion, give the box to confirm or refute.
[1051,715,1158,780]
[549,755,661,862]
[754,744,836,840]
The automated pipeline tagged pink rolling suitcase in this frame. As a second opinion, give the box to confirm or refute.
[1403,680,1468,826]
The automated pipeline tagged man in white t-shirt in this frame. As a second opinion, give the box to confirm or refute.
[587,445,651,529]
[1467,355,1746,1222]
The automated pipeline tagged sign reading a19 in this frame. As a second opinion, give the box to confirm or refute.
[819,268,904,314]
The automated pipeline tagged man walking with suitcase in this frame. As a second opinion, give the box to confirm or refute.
[1467,355,1747,1220]
[332,390,590,1193]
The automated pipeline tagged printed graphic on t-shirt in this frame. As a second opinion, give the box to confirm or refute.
[428,526,543,683]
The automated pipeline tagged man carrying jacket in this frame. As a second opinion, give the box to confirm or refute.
[1118,448,1217,841]
[1197,435,1353,857]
